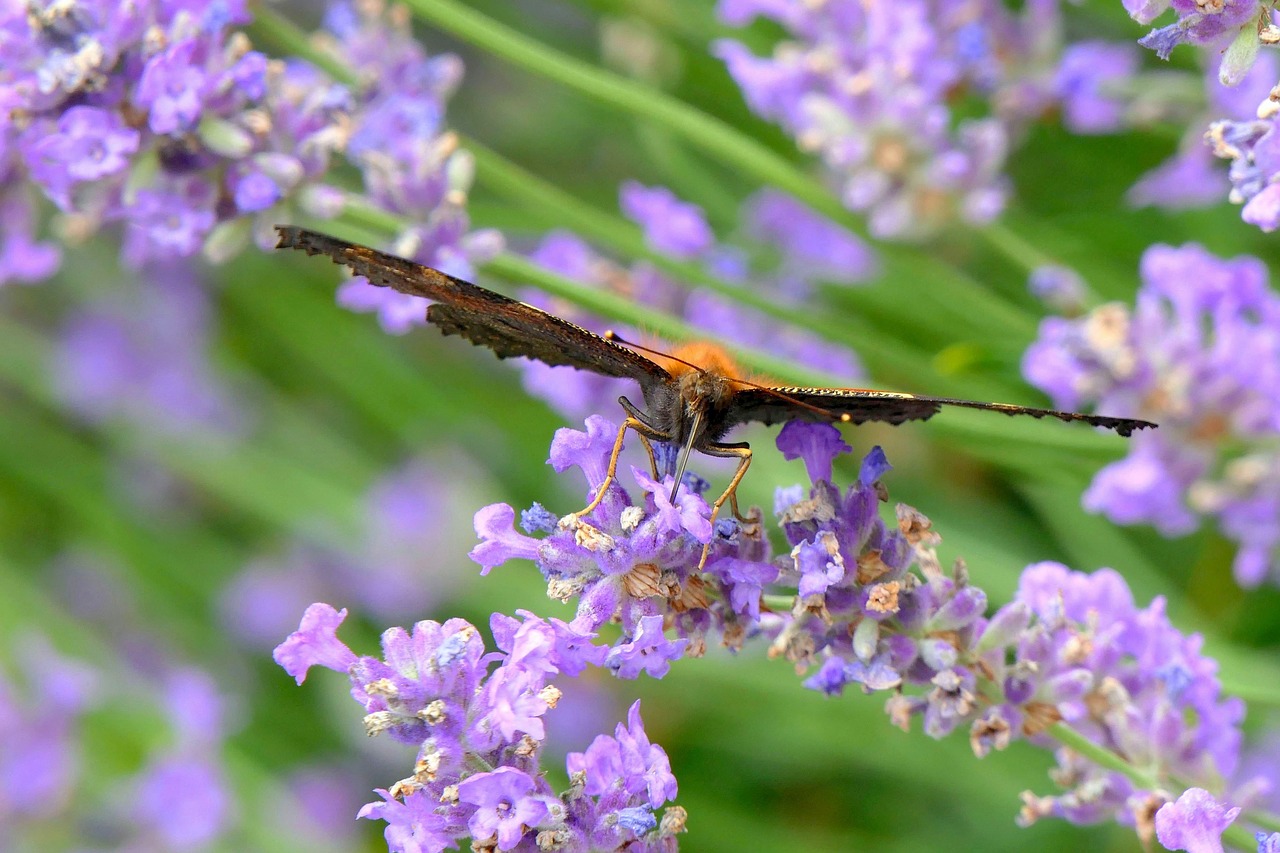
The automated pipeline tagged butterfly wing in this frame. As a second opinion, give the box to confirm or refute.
[725,387,1156,437]
[275,226,671,391]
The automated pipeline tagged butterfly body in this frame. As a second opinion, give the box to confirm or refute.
[275,225,1156,563]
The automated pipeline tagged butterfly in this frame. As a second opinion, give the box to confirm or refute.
[275,226,1156,564]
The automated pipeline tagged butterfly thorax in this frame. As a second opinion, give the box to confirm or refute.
[635,366,734,451]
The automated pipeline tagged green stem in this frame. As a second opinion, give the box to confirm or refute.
[974,222,1052,276]
[1045,723,1158,790]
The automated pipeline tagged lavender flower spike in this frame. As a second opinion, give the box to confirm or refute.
[276,605,684,851]
[1023,242,1280,587]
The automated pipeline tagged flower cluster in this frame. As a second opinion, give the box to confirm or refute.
[761,424,1254,842]
[713,0,1059,238]
[1023,243,1280,586]
[2,0,498,291]
[469,415,1259,846]
[519,184,870,421]
[274,603,684,852]
[473,414,776,664]
[1207,74,1280,231]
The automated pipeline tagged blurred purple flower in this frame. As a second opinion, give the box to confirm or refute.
[1056,42,1140,134]
[53,262,246,438]
[1028,264,1087,315]
[1003,564,1246,829]
[0,636,99,825]
[620,182,714,259]
[1135,52,1277,212]
[713,0,1060,237]
[1023,243,1280,586]
[742,190,877,296]
[1,622,240,850]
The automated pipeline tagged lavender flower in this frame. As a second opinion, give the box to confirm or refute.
[1023,243,1280,586]
[1155,788,1241,853]
[1056,41,1141,135]
[1131,0,1265,84]
[52,262,245,437]
[755,426,1255,840]
[1134,52,1278,212]
[472,415,766,660]
[0,635,99,826]
[274,603,684,851]
[3,1,500,294]
[713,0,1061,237]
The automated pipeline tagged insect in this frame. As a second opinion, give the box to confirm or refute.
[275,226,1157,564]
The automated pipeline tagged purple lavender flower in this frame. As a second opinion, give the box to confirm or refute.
[52,262,245,437]
[620,182,714,259]
[1001,563,1246,829]
[0,188,60,285]
[1028,264,1088,315]
[1133,0,1263,73]
[458,767,553,850]
[3,1,500,287]
[471,415,777,660]
[1,620,241,850]
[742,189,876,297]
[745,424,1255,840]
[1056,42,1140,134]
[275,604,684,851]
[0,636,99,825]
[1023,242,1280,586]
[1154,788,1241,853]
[1207,54,1280,229]
[714,0,1060,237]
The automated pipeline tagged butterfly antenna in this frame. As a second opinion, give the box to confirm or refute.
[606,332,851,424]
[604,331,705,373]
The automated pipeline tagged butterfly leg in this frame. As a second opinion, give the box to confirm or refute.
[636,433,660,480]
[692,442,754,570]
[617,395,663,480]
[567,416,669,523]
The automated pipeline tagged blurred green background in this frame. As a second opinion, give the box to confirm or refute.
[4,0,1280,851]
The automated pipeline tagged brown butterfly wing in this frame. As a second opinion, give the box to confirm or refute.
[726,387,1157,437]
[275,226,671,391]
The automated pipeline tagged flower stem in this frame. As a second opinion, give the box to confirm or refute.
[1045,722,1158,789]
